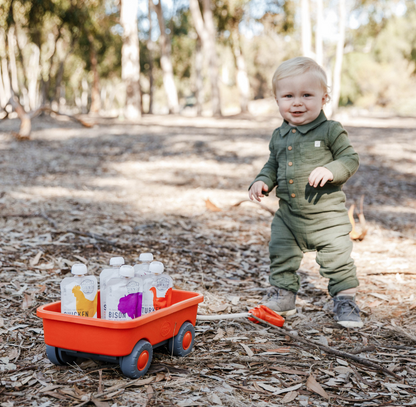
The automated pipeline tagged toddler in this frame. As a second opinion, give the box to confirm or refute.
[249,57,362,328]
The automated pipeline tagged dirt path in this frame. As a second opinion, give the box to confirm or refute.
[0,114,416,406]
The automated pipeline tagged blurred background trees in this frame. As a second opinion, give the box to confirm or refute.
[1,0,415,120]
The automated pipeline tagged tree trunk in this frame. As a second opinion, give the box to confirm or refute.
[147,0,154,114]
[202,0,221,116]
[189,0,221,116]
[9,96,31,139]
[120,0,141,119]
[1,58,11,104]
[7,26,19,96]
[315,0,323,66]
[14,25,29,91]
[27,44,40,110]
[301,0,312,58]
[81,78,89,113]
[232,28,250,113]
[54,60,65,110]
[153,0,179,114]
[0,29,12,106]
[194,36,203,116]
[332,0,345,115]
[88,33,101,113]
[0,63,7,108]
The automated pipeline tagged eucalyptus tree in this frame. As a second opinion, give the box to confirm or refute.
[215,0,250,113]
[152,0,179,114]
[120,0,141,119]
[189,0,222,116]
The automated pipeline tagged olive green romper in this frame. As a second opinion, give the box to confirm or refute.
[250,111,360,297]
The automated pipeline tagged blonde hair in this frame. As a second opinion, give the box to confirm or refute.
[272,57,329,100]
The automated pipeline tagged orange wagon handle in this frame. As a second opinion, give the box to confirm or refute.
[196,305,285,327]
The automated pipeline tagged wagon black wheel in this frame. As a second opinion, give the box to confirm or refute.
[119,340,153,378]
[167,322,195,357]
[46,345,77,365]
[46,345,63,366]
[57,348,78,364]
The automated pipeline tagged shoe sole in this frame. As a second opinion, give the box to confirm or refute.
[336,320,364,328]
[278,309,297,317]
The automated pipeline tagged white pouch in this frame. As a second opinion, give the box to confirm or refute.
[61,264,98,318]
[100,257,124,319]
[106,265,143,321]
[142,261,173,314]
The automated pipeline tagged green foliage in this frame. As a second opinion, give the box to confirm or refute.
[341,3,416,112]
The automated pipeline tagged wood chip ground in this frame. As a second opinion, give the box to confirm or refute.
[0,113,416,406]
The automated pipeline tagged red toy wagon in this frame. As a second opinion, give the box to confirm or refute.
[37,290,204,378]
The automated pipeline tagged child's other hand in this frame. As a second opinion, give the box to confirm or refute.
[309,167,334,188]
[249,181,268,202]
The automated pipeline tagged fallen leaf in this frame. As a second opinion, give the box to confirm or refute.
[73,255,88,263]
[281,391,298,404]
[146,384,154,398]
[369,292,389,301]
[240,343,254,357]
[268,347,291,353]
[306,375,329,400]
[256,382,279,392]
[35,284,47,293]
[209,304,228,312]
[8,348,18,361]
[155,373,166,382]
[91,397,110,407]
[271,366,309,376]
[205,199,222,212]
[334,366,354,374]
[42,391,68,400]
[368,300,383,308]
[22,292,35,310]
[30,251,43,266]
[213,328,225,341]
[209,393,222,405]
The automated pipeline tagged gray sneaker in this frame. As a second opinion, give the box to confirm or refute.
[333,295,363,328]
[262,287,297,316]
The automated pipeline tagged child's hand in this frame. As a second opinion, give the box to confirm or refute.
[309,167,334,188]
[249,181,268,202]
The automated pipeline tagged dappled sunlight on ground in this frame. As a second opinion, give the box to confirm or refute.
[1,113,416,405]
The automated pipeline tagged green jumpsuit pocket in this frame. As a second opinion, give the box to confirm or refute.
[300,141,329,164]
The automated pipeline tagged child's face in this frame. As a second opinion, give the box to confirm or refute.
[275,72,327,127]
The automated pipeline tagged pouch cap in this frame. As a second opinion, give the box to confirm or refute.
[71,264,87,275]
[119,265,134,277]
[149,261,164,275]
[139,253,153,262]
[110,257,125,266]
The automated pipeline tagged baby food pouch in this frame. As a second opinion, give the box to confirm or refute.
[61,264,98,318]
[100,257,124,319]
[106,265,143,321]
[134,252,153,277]
[142,261,173,314]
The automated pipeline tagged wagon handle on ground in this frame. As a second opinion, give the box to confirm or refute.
[196,305,285,327]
